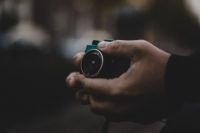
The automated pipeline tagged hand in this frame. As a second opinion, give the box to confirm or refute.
[66,40,171,123]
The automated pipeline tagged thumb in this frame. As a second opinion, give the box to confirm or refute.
[98,40,142,58]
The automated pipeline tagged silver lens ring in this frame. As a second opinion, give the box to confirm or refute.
[81,49,104,78]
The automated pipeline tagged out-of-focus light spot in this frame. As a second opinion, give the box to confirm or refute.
[186,0,200,24]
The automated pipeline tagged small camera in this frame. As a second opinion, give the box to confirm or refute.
[81,40,130,78]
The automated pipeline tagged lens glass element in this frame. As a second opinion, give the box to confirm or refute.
[81,50,103,77]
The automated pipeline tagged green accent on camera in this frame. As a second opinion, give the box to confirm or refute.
[85,45,98,52]
[85,40,113,53]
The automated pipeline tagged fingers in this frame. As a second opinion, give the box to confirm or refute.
[76,90,90,104]
[73,52,85,68]
[67,73,118,114]
[66,72,90,104]
[66,72,84,90]
[98,40,146,58]
[67,72,127,118]
[67,72,122,96]
[89,95,114,115]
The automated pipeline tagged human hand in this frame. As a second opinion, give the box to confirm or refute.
[66,40,170,123]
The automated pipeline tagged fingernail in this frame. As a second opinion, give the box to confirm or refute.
[98,41,111,49]
[73,53,82,60]
[98,42,107,49]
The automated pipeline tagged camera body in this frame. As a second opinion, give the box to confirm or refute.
[81,40,130,78]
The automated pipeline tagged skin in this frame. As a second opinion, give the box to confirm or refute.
[66,40,171,123]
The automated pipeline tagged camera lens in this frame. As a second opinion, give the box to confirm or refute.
[81,49,103,77]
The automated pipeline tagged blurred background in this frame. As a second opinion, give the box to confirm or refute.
[1,0,200,133]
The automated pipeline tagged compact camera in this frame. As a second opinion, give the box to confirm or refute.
[81,40,130,78]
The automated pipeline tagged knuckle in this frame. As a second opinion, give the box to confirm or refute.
[109,40,122,50]
[67,72,85,88]
[113,40,122,45]
[138,39,148,44]
[66,72,75,82]
[70,72,79,80]
[76,90,85,99]
[134,40,151,53]
[137,40,151,49]
[74,52,84,60]
[78,75,87,88]
[137,40,150,46]
[74,57,84,69]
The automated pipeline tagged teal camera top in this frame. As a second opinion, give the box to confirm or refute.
[85,40,113,53]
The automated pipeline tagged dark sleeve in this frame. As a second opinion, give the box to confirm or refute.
[166,54,200,103]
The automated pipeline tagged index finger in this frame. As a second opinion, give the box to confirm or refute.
[69,73,123,97]
[98,40,146,58]
[73,52,85,68]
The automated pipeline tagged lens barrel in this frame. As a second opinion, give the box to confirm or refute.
[81,49,104,77]
[81,49,130,78]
